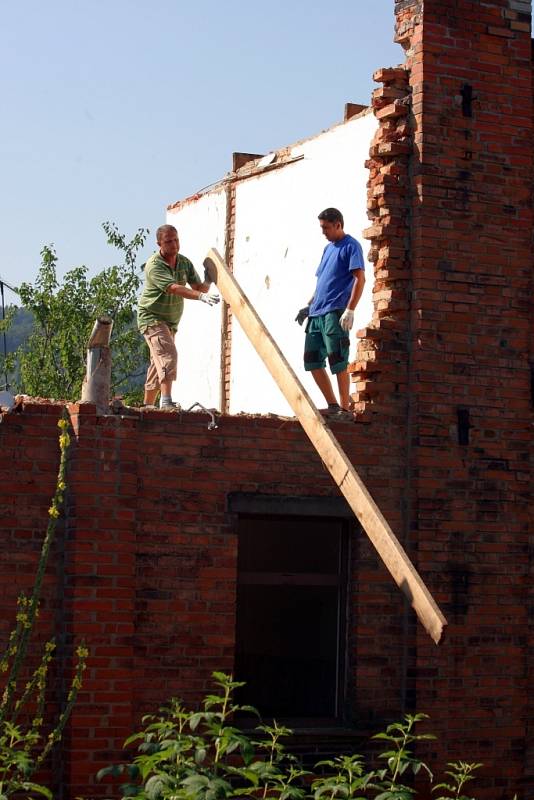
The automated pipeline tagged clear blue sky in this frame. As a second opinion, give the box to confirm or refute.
[0,0,402,292]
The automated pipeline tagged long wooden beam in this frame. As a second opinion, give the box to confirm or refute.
[204,248,447,644]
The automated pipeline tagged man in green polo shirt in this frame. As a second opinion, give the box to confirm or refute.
[137,224,219,408]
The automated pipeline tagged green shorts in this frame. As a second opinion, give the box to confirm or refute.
[304,310,350,374]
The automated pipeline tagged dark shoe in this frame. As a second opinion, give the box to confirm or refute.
[332,409,354,422]
[319,404,342,417]
[319,405,354,422]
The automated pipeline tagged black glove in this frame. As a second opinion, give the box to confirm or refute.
[295,305,310,326]
[203,265,213,285]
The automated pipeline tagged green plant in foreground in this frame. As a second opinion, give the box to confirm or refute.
[98,679,510,800]
[0,414,87,798]
[98,672,307,800]
[433,761,483,800]
[312,753,372,799]
[371,713,436,799]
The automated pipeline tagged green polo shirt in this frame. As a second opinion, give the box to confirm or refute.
[137,252,201,333]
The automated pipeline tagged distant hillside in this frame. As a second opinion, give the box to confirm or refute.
[1,305,34,352]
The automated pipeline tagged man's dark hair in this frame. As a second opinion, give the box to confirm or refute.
[318,208,344,227]
[156,224,178,243]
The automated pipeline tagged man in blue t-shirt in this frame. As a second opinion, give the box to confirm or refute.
[296,208,365,416]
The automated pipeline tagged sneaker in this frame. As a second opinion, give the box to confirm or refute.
[332,409,354,422]
[159,400,181,410]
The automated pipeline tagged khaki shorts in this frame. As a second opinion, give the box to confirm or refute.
[142,322,178,390]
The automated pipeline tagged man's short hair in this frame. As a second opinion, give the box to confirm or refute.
[156,224,178,243]
[318,208,344,227]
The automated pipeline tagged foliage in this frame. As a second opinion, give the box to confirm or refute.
[0,222,148,403]
[433,761,483,800]
[370,713,435,799]
[98,674,496,800]
[98,672,307,800]
[312,753,372,799]
[0,414,87,797]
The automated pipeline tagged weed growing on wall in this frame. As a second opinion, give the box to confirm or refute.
[0,413,87,798]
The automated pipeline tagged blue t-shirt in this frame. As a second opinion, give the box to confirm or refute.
[309,234,364,317]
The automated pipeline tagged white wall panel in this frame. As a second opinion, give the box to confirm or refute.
[166,189,226,410]
[230,112,377,415]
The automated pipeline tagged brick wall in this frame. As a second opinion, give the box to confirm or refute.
[0,1,532,798]
[1,364,531,799]
[0,401,409,798]
[354,0,534,795]
[408,3,532,796]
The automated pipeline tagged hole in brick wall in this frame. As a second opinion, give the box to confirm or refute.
[457,407,470,446]
[460,83,474,117]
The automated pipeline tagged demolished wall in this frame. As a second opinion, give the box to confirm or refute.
[352,0,534,792]
[0,1,532,798]
[167,110,377,415]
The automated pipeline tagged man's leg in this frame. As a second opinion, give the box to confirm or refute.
[159,378,174,406]
[143,324,178,406]
[143,387,159,405]
[323,311,350,410]
[143,380,172,405]
[304,317,337,408]
[311,368,338,406]
[335,369,350,411]
[143,357,159,405]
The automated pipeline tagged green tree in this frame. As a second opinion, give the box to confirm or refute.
[0,222,149,403]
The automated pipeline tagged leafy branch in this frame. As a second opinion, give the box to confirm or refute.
[1,223,149,403]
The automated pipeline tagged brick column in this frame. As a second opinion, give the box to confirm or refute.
[61,404,137,797]
[221,180,236,413]
[395,0,533,795]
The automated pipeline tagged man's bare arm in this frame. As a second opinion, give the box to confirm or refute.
[346,269,365,310]
[166,282,210,299]
[339,270,366,332]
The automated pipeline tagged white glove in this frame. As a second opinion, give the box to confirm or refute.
[198,292,220,306]
[339,308,354,331]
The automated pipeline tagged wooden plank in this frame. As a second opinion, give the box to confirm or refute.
[204,248,447,644]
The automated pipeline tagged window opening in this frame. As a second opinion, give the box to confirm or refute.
[235,514,349,723]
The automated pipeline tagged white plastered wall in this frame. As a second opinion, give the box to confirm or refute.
[230,111,377,415]
[165,109,377,415]
[167,189,226,410]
